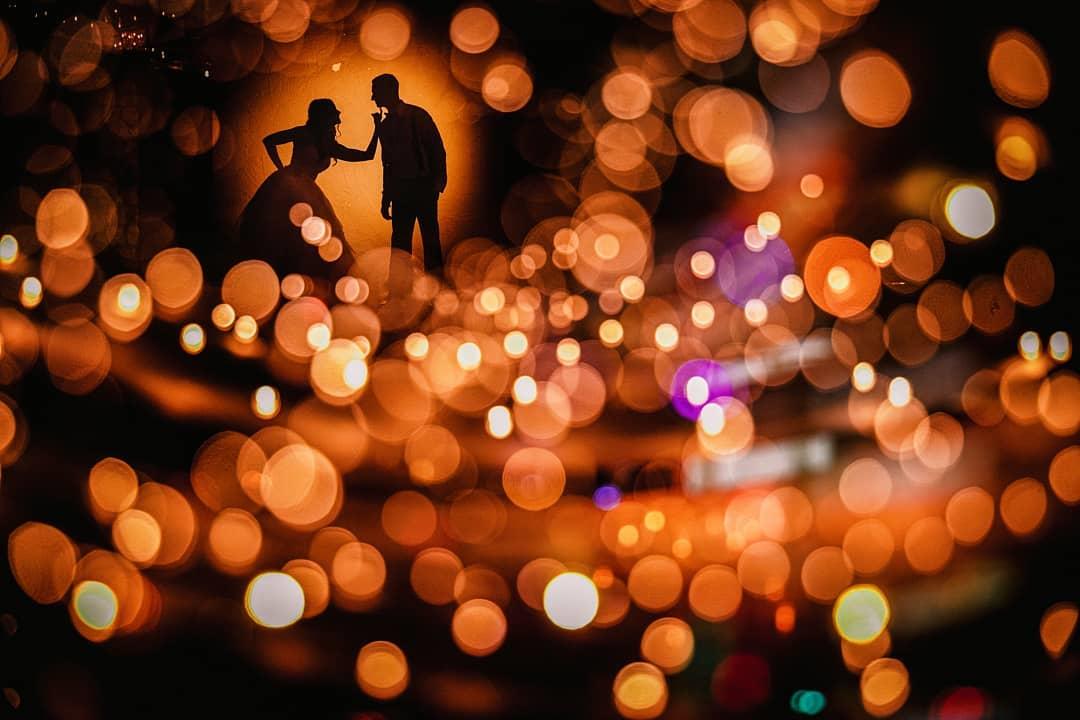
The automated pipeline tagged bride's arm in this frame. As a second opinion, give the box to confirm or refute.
[331,113,382,162]
[262,126,303,170]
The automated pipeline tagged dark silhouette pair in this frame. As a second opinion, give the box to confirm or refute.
[235,74,446,289]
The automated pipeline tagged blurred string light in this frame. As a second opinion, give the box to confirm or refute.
[790,690,826,716]
[834,585,890,644]
[1048,331,1070,362]
[945,184,996,239]
[245,572,304,628]
[0,234,17,264]
[19,277,42,308]
[1019,331,1040,360]
[252,385,279,419]
[544,572,599,630]
[180,323,205,354]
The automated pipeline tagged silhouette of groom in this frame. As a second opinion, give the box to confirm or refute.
[371,73,447,277]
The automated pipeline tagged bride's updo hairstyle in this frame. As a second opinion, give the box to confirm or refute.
[306,98,341,156]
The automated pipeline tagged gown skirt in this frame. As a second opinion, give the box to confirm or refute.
[233,166,356,281]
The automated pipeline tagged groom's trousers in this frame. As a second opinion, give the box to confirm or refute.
[389,177,443,273]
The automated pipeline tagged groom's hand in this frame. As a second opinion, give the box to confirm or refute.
[381,197,392,220]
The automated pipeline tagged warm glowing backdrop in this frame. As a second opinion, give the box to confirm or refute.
[216,40,487,260]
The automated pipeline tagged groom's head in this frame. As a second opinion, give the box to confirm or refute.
[371,74,400,108]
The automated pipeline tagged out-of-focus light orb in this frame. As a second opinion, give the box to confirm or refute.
[478,286,505,314]
[281,274,306,299]
[671,538,692,559]
[869,239,893,267]
[450,6,499,54]
[1000,477,1047,537]
[482,63,534,113]
[356,641,409,700]
[289,203,313,227]
[0,234,17,264]
[618,525,640,547]
[602,70,653,120]
[801,174,824,198]
[827,265,851,293]
[513,375,538,404]
[343,359,368,390]
[691,301,715,328]
[404,332,429,360]
[594,233,621,261]
[301,216,329,246]
[486,405,513,439]
[619,275,645,302]
[543,572,599,630]
[1040,602,1078,659]
[1049,331,1071,362]
[20,277,43,309]
[360,7,411,61]
[252,385,280,420]
[557,338,581,366]
[852,362,876,392]
[743,225,768,252]
[757,211,781,239]
[116,282,141,314]
[644,511,665,532]
[834,584,890,644]
[685,376,710,406]
[112,508,162,564]
[698,402,726,435]
[743,298,767,326]
[72,580,118,631]
[503,330,528,358]
[791,690,826,716]
[861,658,910,717]
[641,617,693,674]
[780,274,804,302]
[840,50,912,128]
[775,603,797,633]
[1019,331,1041,360]
[654,323,679,351]
[600,319,625,346]
[335,276,363,303]
[457,341,482,370]
[452,599,507,656]
[690,250,716,279]
[997,135,1037,180]
[180,323,205,354]
[988,29,1050,108]
[945,185,996,239]
[305,322,331,352]
[245,572,305,628]
[36,188,89,249]
[234,314,258,343]
[594,484,622,511]
[613,662,668,719]
[211,303,236,331]
[888,377,911,407]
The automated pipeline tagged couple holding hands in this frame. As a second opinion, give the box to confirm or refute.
[236,73,446,286]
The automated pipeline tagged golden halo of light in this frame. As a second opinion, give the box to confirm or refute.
[360,7,411,61]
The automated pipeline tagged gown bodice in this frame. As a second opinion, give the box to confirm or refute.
[287,131,332,178]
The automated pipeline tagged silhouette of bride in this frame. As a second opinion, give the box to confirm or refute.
[234,99,379,281]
